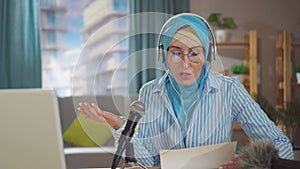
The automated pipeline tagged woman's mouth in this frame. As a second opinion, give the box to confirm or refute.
[179,72,192,80]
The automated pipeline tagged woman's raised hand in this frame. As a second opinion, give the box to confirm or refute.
[78,102,124,130]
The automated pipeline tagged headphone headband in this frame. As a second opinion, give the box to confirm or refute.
[157,13,217,63]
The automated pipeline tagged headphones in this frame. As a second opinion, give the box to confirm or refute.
[157,13,217,64]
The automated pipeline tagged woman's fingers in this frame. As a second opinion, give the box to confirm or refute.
[78,102,108,125]
[92,102,105,116]
[78,102,125,129]
[79,102,96,118]
[220,163,238,169]
[79,102,124,129]
[220,154,240,169]
[91,103,124,129]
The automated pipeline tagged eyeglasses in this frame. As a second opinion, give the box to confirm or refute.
[167,46,205,64]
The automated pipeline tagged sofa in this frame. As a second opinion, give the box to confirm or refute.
[58,95,138,169]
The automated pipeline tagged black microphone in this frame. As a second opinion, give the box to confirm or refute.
[238,140,300,169]
[111,100,145,169]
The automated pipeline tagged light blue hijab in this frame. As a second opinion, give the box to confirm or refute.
[160,13,211,143]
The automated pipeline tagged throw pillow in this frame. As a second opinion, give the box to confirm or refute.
[63,114,112,147]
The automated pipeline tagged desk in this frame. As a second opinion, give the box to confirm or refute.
[83,167,160,169]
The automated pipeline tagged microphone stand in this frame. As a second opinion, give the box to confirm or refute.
[120,143,148,169]
[111,100,146,169]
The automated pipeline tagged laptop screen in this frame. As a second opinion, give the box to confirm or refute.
[0,89,66,169]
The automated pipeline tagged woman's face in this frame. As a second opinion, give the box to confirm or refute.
[167,27,205,86]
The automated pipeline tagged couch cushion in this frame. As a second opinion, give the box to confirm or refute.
[63,114,112,147]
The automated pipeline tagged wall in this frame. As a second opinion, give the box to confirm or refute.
[190,0,300,105]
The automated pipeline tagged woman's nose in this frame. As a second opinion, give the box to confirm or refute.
[182,54,191,68]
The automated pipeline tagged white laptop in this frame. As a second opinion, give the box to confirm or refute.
[0,89,66,169]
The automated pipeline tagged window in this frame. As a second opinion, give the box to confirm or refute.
[39,0,129,97]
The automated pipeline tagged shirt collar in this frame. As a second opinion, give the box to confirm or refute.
[205,71,221,91]
[151,73,168,95]
[151,71,222,95]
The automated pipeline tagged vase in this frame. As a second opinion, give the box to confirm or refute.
[215,29,231,42]
[296,72,300,84]
[233,74,246,83]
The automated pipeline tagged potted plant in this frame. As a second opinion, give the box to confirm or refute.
[230,63,248,82]
[255,95,300,146]
[278,99,300,145]
[293,65,300,84]
[255,94,280,125]
[207,13,237,42]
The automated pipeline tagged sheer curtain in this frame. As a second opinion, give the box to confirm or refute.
[0,0,41,88]
[128,0,189,93]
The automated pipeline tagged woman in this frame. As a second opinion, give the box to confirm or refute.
[79,13,293,167]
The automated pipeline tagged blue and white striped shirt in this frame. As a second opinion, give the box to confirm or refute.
[113,72,294,166]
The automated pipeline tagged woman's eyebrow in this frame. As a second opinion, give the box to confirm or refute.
[167,45,204,50]
[167,46,181,49]
[190,45,204,49]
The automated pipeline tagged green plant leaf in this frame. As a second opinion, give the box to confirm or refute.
[231,64,248,74]
[293,65,300,73]
[207,13,221,23]
[277,98,300,142]
[230,65,239,74]
[207,13,237,29]
[239,64,248,74]
[254,94,279,125]
[222,18,237,29]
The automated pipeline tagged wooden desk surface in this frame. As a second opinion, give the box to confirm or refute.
[89,167,160,169]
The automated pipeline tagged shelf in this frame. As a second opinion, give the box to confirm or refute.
[291,42,300,46]
[218,30,258,97]
[216,42,249,46]
[292,83,300,86]
[276,30,300,109]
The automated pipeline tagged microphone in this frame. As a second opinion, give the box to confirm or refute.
[238,140,278,169]
[111,100,145,169]
[238,140,300,169]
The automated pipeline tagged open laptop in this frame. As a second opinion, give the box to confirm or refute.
[0,89,66,169]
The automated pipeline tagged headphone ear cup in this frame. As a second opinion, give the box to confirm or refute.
[207,44,212,63]
[158,44,165,63]
[207,43,216,63]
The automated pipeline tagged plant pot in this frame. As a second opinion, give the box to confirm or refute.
[215,29,231,42]
[296,72,300,84]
